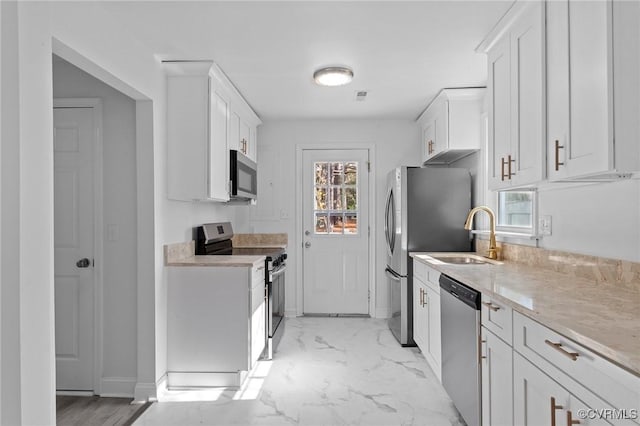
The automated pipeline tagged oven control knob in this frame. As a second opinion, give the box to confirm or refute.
[282,253,288,260]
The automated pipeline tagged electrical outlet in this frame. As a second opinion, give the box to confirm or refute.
[539,215,552,236]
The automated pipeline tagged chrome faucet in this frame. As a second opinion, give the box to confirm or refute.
[464,206,498,260]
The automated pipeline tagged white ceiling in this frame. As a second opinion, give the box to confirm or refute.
[99,1,513,120]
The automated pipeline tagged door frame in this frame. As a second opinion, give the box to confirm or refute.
[295,143,376,317]
[53,98,104,395]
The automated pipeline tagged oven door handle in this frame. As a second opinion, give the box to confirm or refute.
[270,265,287,277]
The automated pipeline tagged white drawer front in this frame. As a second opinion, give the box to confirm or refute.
[425,265,441,292]
[481,295,513,345]
[413,259,427,283]
[514,311,640,418]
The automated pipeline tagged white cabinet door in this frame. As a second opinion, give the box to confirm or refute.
[422,121,435,163]
[413,279,428,352]
[229,111,240,153]
[209,85,230,201]
[432,102,448,158]
[425,284,441,381]
[487,36,512,190]
[514,353,614,426]
[514,352,569,426]
[485,1,544,190]
[481,327,513,426]
[510,4,544,187]
[547,0,613,180]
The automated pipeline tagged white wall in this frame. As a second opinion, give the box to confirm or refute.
[52,57,138,393]
[537,180,640,262]
[0,1,250,420]
[1,2,23,424]
[251,120,421,318]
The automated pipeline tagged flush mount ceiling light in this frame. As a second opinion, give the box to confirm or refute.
[313,66,354,87]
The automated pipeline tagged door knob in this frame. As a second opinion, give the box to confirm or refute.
[304,241,311,248]
[76,258,91,268]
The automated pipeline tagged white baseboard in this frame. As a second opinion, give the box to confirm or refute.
[375,307,391,319]
[134,380,159,403]
[100,377,136,398]
[284,309,298,318]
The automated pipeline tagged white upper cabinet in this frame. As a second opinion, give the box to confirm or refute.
[165,61,261,202]
[417,88,485,165]
[547,0,639,181]
[479,1,545,190]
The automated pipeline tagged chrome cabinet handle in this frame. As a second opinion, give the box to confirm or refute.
[76,258,91,268]
[545,340,579,361]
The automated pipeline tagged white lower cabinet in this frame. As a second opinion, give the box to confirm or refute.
[167,264,265,388]
[481,327,513,426]
[412,259,442,382]
[514,352,613,425]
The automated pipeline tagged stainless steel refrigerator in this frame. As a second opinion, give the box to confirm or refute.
[384,167,471,346]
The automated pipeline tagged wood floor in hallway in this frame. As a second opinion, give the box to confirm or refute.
[56,395,151,426]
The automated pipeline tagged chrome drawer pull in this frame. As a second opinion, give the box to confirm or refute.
[482,301,501,312]
[545,339,579,361]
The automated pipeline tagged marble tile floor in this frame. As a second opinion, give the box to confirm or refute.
[134,317,465,426]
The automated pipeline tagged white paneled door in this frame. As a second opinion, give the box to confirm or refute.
[302,149,370,315]
[54,107,95,391]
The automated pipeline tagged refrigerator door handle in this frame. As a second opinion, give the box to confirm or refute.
[384,188,396,257]
[385,267,402,282]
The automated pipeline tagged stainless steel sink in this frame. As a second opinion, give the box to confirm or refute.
[414,253,502,266]
[430,256,488,265]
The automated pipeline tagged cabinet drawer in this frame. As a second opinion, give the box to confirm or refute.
[514,311,640,416]
[413,259,427,283]
[481,295,513,345]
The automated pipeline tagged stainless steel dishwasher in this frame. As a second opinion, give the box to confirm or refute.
[440,274,481,426]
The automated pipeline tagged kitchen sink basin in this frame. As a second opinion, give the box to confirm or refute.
[430,256,489,265]
[415,253,502,266]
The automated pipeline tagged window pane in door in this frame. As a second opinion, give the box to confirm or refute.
[315,213,328,234]
[315,162,328,185]
[315,187,327,210]
[313,160,358,235]
[329,214,344,234]
[344,214,358,234]
[330,187,343,210]
[345,187,357,210]
[344,162,357,184]
[330,162,343,185]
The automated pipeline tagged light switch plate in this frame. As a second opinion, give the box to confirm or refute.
[539,215,552,236]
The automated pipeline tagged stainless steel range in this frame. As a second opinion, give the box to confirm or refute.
[194,222,287,360]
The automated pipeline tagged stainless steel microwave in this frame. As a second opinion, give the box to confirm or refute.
[229,149,257,200]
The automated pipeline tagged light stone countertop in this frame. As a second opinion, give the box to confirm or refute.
[166,255,265,268]
[410,252,640,377]
[164,240,265,267]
